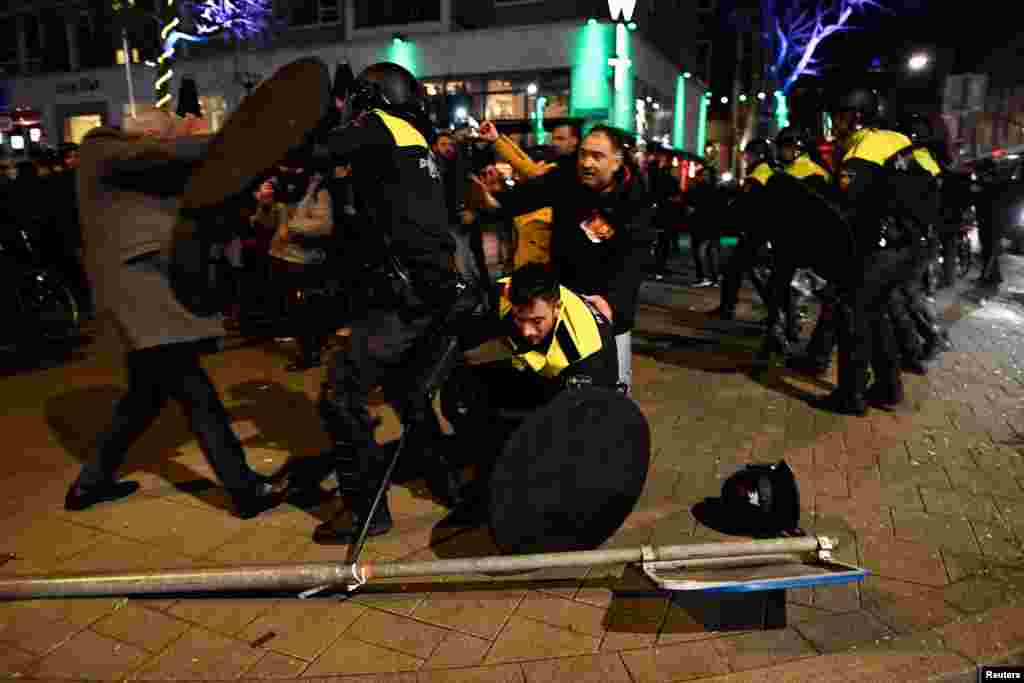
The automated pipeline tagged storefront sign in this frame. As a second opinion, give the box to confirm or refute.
[608,0,636,22]
[56,78,101,96]
[609,23,632,91]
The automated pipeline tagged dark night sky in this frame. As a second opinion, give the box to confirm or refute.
[816,0,1016,73]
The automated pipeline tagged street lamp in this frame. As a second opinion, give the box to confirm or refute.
[527,83,538,95]
[908,53,930,71]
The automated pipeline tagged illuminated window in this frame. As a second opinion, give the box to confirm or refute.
[199,95,228,132]
[485,93,524,120]
[64,114,103,145]
[115,48,140,65]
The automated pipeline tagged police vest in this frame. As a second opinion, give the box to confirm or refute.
[746,162,775,189]
[497,280,605,379]
[842,128,938,245]
[784,155,831,183]
[912,147,941,177]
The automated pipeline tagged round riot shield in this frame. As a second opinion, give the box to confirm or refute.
[181,57,331,211]
[488,387,651,555]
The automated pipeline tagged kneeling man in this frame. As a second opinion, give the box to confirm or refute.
[443,262,620,518]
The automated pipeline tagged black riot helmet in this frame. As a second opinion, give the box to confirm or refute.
[897,113,934,144]
[345,62,426,122]
[721,460,802,537]
[775,126,809,152]
[775,126,810,163]
[833,87,884,129]
[743,138,776,167]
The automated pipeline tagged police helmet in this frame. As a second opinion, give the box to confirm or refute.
[721,460,802,536]
[775,126,809,152]
[834,88,879,116]
[743,138,776,165]
[897,113,934,143]
[346,61,426,122]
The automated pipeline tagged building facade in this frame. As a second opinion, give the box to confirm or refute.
[1,0,711,158]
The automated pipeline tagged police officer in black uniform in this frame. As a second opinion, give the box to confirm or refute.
[711,139,777,320]
[818,88,933,415]
[310,62,467,544]
[759,126,835,364]
[888,114,952,371]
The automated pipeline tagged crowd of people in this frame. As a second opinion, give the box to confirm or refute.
[3,59,1018,549]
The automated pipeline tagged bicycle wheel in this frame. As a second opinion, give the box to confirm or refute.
[15,269,81,343]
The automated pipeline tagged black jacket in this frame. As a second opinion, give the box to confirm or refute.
[324,109,455,283]
[487,160,654,335]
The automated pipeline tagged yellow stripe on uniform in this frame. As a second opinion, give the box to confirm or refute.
[843,129,914,166]
[784,155,831,182]
[372,108,428,149]
[747,163,775,186]
[912,148,941,177]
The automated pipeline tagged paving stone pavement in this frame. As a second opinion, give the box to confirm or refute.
[1,257,1023,682]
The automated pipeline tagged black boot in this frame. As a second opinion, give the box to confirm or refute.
[812,389,867,416]
[865,381,905,408]
[65,479,140,511]
[313,493,393,545]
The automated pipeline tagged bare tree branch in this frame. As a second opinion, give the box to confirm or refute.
[766,0,886,93]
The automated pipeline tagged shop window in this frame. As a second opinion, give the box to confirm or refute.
[485,93,524,120]
[64,114,103,145]
[199,95,228,133]
[354,0,441,28]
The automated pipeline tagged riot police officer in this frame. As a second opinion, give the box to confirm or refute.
[759,127,834,363]
[711,138,778,320]
[819,88,933,415]
[889,114,952,369]
[311,62,467,544]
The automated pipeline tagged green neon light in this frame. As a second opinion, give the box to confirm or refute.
[570,21,612,124]
[384,39,420,78]
[535,96,547,144]
[673,73,686,149]
[697,93,710,157]
[611,22,633,132]
[774,90,789,130]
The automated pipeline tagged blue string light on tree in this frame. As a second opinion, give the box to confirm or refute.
[189,0,272,40]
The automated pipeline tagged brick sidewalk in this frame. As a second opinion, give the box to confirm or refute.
[1,265,1023,682]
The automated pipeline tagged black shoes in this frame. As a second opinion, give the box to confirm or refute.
[812,390,868,416]
[865,382,905,408]
[313,496,394,545]
[903,358,929,376]
[234,474,297,520]
[64,480,140,511]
